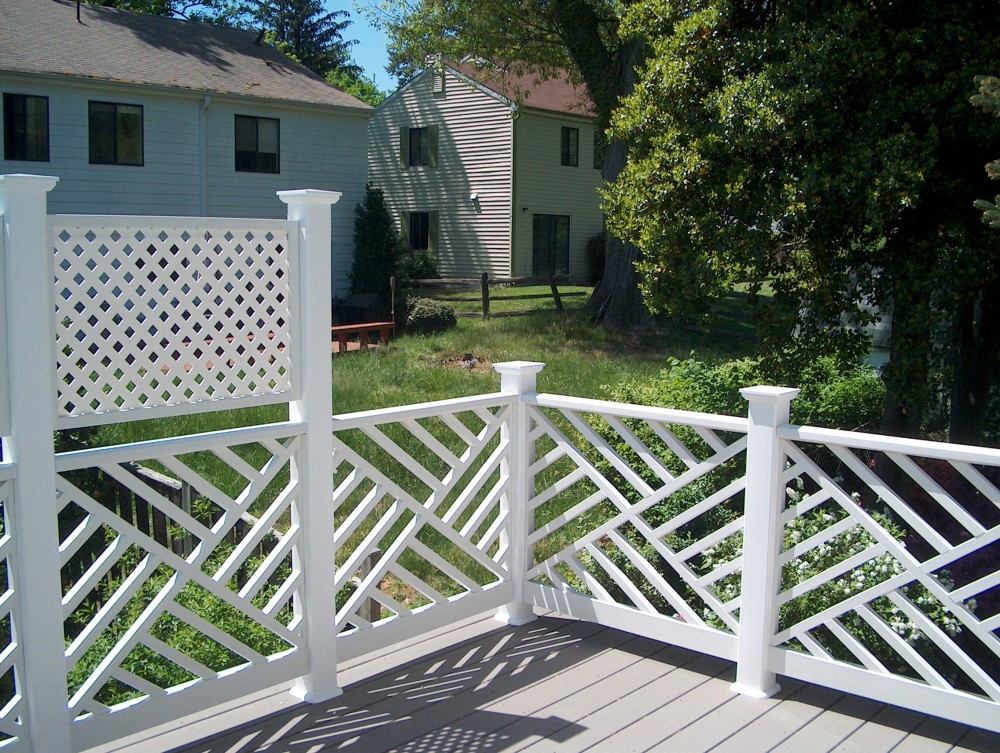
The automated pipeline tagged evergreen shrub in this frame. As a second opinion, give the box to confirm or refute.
[404,297,457,335]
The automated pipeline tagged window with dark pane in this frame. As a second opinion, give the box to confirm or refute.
[561,126,579,167]
[89,101,143,165]
[235,115,279,173]
[3,93,49,161]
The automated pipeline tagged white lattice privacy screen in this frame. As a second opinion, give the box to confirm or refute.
[52,219,297,425]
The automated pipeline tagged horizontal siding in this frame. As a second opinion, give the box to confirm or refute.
[512,111,604,282]
[369,70,513,278]
[0,76,202,215]
[204,100,369,297]
[0,74,369,297]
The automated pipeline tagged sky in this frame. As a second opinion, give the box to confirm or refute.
[332,2,396,94]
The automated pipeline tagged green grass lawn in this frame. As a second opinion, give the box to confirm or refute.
[333,305,757,412]
[87,295,761,448]
[410,284,592,318]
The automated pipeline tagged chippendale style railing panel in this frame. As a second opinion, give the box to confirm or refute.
[55,423,309,750]
[0,465,28,753]
[51,217,297,427]
[771,426,1000,726]
[524,394,749,658]
[330,394,517,660]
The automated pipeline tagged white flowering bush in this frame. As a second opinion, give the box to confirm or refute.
[698,479,973,664]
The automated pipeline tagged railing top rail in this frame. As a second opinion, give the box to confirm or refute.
[532,393,750,433]
[779,423,1000,466]
[332,392,515,430]
[54,419,306,472]
[49,214,298,231]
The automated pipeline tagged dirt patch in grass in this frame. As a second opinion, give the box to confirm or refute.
[429,353,494,373]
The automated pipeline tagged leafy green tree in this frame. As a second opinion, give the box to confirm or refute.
[361,0,650,328]
[606,0,1000,443]
[326,68,386,107]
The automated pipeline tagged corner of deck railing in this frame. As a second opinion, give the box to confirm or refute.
[494,361,546,396]
[493,361,545,627]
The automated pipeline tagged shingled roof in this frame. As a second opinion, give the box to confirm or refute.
[450,60,595,118]
[0,0,369,111]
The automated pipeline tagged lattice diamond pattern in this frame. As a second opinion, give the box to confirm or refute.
[526,404,749,633]
[773,439,1000,702]
[0,477,28,749]
[56,434,303,719]
[53,223,293,420]
[332,405,511,632]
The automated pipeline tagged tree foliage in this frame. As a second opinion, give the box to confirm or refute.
[973,75,1000,230]
[325,68,386,107]
[361,0,651,327]
[606,0,1000,442]
[255,0,359,77]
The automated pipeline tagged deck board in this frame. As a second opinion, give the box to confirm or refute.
[86,612,1000,753]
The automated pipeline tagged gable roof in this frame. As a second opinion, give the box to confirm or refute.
[0,0,369,112]
[450,60,595,118]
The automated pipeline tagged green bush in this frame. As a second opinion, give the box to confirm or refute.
[609,353,885,431]
[404,297,457,335]
[399,250,439,281]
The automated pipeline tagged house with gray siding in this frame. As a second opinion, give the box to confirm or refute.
[368,61,604,281]
[0,0,371,296]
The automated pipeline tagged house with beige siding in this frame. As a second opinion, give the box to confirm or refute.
[0,0,371,296]
[368,61,604,281]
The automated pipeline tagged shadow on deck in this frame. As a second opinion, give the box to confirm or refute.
[93,614,1000,753]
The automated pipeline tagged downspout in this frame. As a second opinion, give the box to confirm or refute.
[199,96,212,215]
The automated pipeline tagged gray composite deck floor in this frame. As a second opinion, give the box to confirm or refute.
[94,612,1000,753]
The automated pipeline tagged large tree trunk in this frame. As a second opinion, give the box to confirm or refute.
[587,138,650,328]
[582,36,650,329]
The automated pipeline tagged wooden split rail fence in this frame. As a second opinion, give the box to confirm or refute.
[411,273,586,319]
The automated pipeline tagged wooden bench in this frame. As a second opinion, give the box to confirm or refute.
[331,321,395,353]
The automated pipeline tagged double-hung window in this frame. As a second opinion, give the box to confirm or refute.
[235,115,280,173]
[89,101,143,165]
[399,125,438,168]
[3,93,49,161]
[401,210,438,253]
[561,126,579,167]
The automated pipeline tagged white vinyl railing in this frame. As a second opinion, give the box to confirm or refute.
[0,175,343,753]
[330,391,518,661]
[2,173,1000,752]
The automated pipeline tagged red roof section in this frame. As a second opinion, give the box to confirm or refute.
[450,61,596,118]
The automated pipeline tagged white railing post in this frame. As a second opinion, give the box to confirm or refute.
[1,174,71,753]
[731,385,799,699]
[277,189,343,703]
[493,360,545,626]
